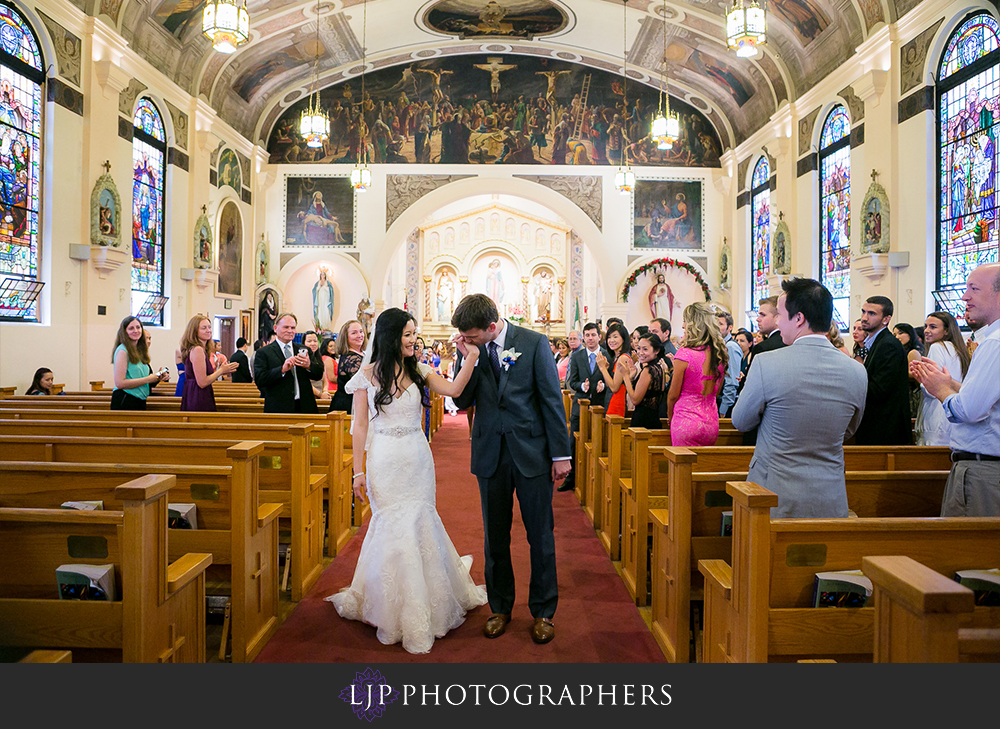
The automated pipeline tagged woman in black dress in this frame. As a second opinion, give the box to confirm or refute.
[622,331,669,429]
[329,319,367,413]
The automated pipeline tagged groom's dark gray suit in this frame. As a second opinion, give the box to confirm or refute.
[453,319,571,619]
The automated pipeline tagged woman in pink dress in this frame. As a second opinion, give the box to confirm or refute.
[666,302,729,446]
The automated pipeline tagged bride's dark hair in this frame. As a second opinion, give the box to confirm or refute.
[370,308,430,416]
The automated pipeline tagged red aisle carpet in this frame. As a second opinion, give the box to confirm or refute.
[254,414,666,663]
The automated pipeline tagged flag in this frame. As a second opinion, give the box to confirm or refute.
[573,297,581,330]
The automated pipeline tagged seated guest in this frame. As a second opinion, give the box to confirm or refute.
[180,315,239,412]
[111,315,169,411]
[229,337,253,383]
[732,278,868,518]
[25,367,55,395]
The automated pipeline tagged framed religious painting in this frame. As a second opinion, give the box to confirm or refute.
[90,171,122,248]
[631,177,705,252]
[283,174,356,249]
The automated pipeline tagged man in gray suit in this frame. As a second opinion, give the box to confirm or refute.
[452,294,571,645]
[559,322,610,492]
[732,278,868,518]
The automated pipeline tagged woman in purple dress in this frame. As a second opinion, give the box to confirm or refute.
[666,302,728,447]
[180,315,239,411]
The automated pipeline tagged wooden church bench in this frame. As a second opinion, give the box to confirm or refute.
[585,406,607,526]
[572,398,591,504]
[596,414,629,560]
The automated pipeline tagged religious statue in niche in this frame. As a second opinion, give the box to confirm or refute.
[860,175,890,254]
[255,234,269,285]
[259,289,278,343]
[436,268,456,321]
[90,164,122,248]
[485,258,505,306]
[648,273,678,320]
[193,211,213,269]
[720,238,732,289]
[312,266,335,333]
[533,268,554,322]
[772,219,791,275]
[357,297,375,338]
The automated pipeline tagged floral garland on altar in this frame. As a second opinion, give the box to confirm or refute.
[621,258,711,302]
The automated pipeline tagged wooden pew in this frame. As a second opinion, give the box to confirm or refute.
[18,650,72,662]
[597,414,629,560]
[697,481,1000,663]
[862,555,1000,663]
[572,399,591,504]
[0,445,280,663]
[585,407,607,525]
[0,474,212,662]
[0,432,324,603]
[0,395,266,413]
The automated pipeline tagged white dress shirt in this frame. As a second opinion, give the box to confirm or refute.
[942,318,1000,456]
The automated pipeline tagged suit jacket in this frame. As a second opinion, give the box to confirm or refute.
[732,336,868,518]
[253,340,324,413]
[566,346,610,420]
[453,322,571,479]
[230,349,253,383]
[854,327,913,445]
[738,330,787,444]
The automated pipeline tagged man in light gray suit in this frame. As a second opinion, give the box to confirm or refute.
[452,294,571,645]
[732,278,868,518]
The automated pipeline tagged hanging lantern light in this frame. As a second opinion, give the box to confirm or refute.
[726,0,767,58]
[298,0,329,149]
[614,164,636,195]
[352,0,370,193]
[202,0,250,55]
[350,160,372,191]
[650,3,678,151]
[615,0,634,195]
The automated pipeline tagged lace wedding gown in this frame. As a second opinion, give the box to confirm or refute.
[325,364,487,654]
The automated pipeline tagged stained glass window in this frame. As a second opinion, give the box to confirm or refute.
[132,98,166,326]
[937,13,999,324]
[819,105,851,330]
[0,4,43,322]
[750,156,770,310]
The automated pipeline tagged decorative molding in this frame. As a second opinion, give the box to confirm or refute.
[117,116,133,141]
[90,244,128,279]
[47,78,83,116]
[737,157,752,192]
[164,101,189,151]
[900,18,945,96]
[37,10,81,87]
[797,107,821,157]
[385,175,474,230]
[90,170,122,249]
[850,124,865,148]
[898,87,934,124]
[192,269,219,293]
[860,180,890,254]
[855,252,889,283]
[796,153,818,178]
[114,75,144,111]
[736,190,750,209]
[167,148,189,172]
[839,85,865,123]
[406,229,419,316]
[854,70,888,106]
[514,175,603,230]
[570,231,583,326]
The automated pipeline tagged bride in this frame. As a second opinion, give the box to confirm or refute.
[325,307,487,653]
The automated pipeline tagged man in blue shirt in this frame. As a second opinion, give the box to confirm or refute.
[715,310,743,417]
[912,263,1000,517]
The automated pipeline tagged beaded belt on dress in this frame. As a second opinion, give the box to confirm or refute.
[373,425,422,437]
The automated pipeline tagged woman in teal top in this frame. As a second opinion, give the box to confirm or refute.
[111,315,169,410]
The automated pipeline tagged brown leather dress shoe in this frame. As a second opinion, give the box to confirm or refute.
[484,613,511,638]
[530,618,555,644]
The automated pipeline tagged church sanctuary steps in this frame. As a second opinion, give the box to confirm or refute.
[0,432,324,603]
[697,481,1000,663]
[0,444,280,663]
[649,445,954,662]
[0,475,212,663]
[0,409,356,557]
[862,556,1000,663]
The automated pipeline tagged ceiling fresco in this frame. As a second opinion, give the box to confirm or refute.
[83,1,917,149]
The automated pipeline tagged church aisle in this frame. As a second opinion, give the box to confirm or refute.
[253,413,665,663]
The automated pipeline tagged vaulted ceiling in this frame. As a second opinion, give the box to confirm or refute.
[82,0,916,150]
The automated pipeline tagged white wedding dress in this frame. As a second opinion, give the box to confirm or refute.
[325,363,487,654]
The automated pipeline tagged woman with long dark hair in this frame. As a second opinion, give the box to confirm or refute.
[319,336,338,400]
[593,321,633,417]
[111,316,169,410]
[894,322,924,417]
[915,311,970,445]
[325,308,487,654]
[622,332,669,429]
[25,368,54,395]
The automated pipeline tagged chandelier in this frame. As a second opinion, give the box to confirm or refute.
[299,0,330,149]
[726,0,767,58]
[351,0,371,192]
[650,3,679,150]
[615,0,635,195]
[202,0,249,55]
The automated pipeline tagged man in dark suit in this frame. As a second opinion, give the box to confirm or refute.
[854,296,913,445]
[740,296,787,445]
[230,337,253,383]
[452,294,571,645]
[253,313,324,413]
[559,321,610,492]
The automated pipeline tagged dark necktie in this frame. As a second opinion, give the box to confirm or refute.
[488,341,501,380]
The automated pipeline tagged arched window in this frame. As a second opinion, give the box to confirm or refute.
[819,105,851,329]
[749,156,770,310]
[936,12,998,322]
[132,98,167,325]
[0,4,44,322]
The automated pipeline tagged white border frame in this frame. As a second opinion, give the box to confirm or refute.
[281,171,358,251]
[630,174,707,253]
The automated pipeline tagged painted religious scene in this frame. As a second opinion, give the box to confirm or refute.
[632,179,703,250]
[267,55,722,168]
[284,176,354,247]
[218,201,243,296]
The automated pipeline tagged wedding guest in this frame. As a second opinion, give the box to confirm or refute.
[229,337,253,383]
[320,336,338,400]
[851,318,866,362]
[554,338,571,384]
[111,316,168,411]
[622,332,669,429]
[895,322,924,417]
[666,303,727,446]
[330,319,367,413]
[914,311,969,446]
[180,315,238,412]
[302,330,324,399]
[594,322,633,417]
[25,367,54,395]
[174,348,185,396]
[827,323,850,355]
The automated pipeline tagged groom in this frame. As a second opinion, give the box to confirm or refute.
[452,294,571,644]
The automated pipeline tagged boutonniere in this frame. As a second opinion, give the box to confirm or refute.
[500,348,521,370]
